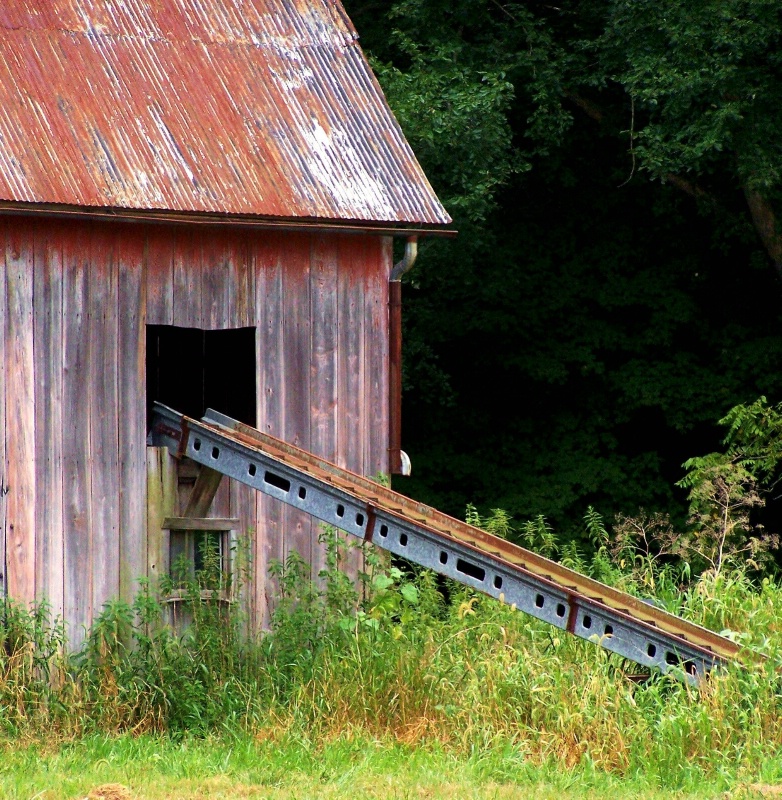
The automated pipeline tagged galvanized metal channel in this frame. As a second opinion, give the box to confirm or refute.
[148,403,745,682]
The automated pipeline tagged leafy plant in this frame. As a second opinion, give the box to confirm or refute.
[720,396,782,483]
[677,453,777,575]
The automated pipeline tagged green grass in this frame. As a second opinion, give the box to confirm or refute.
[0,731,766,799]
[3,524,782,798]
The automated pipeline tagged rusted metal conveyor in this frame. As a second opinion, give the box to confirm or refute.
[149,402,745,681]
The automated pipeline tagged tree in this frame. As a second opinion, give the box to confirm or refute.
[345,0,782,535]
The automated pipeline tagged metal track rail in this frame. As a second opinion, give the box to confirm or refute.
[148,402,746,681]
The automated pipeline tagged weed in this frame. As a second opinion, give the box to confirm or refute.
[2,513,782,792]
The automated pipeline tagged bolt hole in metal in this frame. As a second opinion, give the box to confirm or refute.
[665,650,698,675]
[379,524,388,538]
[556,602,566,618]
[299,487,307,499]
[248,463,257,477]
[583,615,592,629]
[193,439,202,451]
[399,533,408,546]
[662,651,695,675]
[264,471,291,493]
[647,643,657,658]
[457,559,485,582]
[356,513,364,526]
[439,551,448,565]
[336,504,345,518]
[535,593,545,609]
[211,446,220,459]
[494,575,503,589]
[604,624,614,637]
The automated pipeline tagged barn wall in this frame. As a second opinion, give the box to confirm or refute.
[0,216,391,641]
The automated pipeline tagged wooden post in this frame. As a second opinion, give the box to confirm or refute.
[146,447,177,586]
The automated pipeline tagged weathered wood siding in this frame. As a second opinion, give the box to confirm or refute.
[0,216,391,640]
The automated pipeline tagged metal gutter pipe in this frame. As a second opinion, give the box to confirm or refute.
[390,235,418,281]
[389,236,418,476]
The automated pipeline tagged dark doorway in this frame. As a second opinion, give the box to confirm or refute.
[146,325,256,431]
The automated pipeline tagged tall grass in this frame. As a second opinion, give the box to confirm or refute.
[2,520,782,789]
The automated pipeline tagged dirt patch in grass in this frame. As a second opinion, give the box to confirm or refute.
[84,785,134,800]
[732,785,782,799]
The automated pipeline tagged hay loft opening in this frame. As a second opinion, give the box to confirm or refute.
[146,325,256,431]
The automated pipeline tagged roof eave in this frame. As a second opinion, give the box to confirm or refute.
[0,201,457,238]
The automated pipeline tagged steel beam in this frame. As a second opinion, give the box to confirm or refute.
[148,403,745,682]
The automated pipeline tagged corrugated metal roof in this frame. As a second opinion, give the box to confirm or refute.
[0,1,451,226]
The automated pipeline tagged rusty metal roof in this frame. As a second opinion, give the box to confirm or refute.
[0,1,451,226]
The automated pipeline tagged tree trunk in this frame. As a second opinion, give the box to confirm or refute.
[743,187,782,281]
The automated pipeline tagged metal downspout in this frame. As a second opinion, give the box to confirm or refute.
[389,236,417,476]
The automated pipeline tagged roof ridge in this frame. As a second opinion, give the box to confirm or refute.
[5,25,358,50]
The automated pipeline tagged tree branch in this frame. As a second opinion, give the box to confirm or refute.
[661,173,709,199]
[564,91,603,123]
[565,91,712,199]
[566,90,782,279]
[743,187,782,280]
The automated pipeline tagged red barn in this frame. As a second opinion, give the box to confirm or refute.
[0,0,450,640]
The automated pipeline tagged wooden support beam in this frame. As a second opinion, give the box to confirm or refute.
[183,465,224,517]
[163,517,239,531]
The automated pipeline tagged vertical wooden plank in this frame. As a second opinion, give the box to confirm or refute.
[172,228,202,329]
[282,234,313,572]
[229,235,255,328]
[337,235,367,583]
[229,478,255,626]
[228,235,256,625]
[201,231,231,330]
[146,447,177,588]
[89,224,120,615]
[365,236,392,479]
[62,223,92,645]
[118,230,146,608]
[5,222,37,607]
[34,224,65,618]
[254,234,285,627]
[257,235,285,439]
[144,229,174,327]
[337,235,365,475]
[310,233,338,579]
[209,476,232,518]
[0,220,7,604]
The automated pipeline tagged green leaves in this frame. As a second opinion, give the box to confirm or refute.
[719,396,782,479]
[599,0,782,194]
[348,0,782,533]
[373,52,520,223]
[400,583,420,605]
[676,401,782,575]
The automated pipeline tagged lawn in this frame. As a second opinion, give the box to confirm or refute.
[0,732,769,800]
[4,523,782,800]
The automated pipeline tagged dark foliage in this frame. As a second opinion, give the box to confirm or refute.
[345,0,782,537]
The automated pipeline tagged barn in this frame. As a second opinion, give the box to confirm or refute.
[0,0,451,641]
